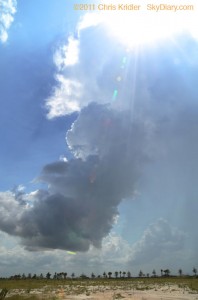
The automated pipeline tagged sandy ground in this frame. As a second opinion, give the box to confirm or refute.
[56,285,198,300]
[6,283,198,300]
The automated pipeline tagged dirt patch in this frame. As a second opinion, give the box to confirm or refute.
[4,283,198,300]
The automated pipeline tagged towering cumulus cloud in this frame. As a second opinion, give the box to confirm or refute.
[1,13,198,258]
[0,103,148,251]
[0,0,17,43]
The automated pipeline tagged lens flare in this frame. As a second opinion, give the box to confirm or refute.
[67,251,77,255]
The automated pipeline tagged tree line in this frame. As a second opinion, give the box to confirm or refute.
[3,267,197,280]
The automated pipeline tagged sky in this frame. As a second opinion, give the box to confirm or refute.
[0,0,198,277]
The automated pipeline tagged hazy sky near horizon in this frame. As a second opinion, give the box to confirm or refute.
[0,0,198,277]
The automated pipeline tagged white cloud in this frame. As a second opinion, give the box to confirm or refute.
[0,0,17,43]
[46,35,82,119]
[45,22,127,118]
[0,223,190,277]
[0,231,131,277]
[54,36,79,70]
[46,75,81,119]
[128,219,185,266]
[77,12,101,32]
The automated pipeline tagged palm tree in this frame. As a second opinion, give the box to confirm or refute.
[193,267,197,276]
[46,272,51,279]
[115,271,118,278]
[108,272,112,278]
[91,272,95,279]
[152,269,156,277]
[80,273,88,279]
[164,269,170,276]
[103,272,107,278]
[139,270,143,277]
[119,271,122,278]
[127,271,131,278]
[161,269,163,277]
[71,273,75,279]
[123,271,126,278]
[178,269,182,276]
[63,272,67,279]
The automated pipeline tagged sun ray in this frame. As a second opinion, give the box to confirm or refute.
[79,0,198,49]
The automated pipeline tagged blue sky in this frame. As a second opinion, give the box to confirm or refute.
[0,0,198,277]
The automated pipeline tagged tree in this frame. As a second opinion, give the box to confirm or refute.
[178,269,182,276]
[63,272,67,279]
[152,269,156,277]
[13,274,21,280]
[193,267,197,276]
[119,271,122,278]
[103,272,107,278]
[71,273,75,279]
[46,272,51,279]
[146,273,150,277]
[115,271,118,278]
[127,271,131,278]
[91,272,95,279]
[80,273,88,279]
[139,270,143,277]
[164,269,170,276]
[123,271,126,278]
[108,272,112,278]
[161,269,163,277]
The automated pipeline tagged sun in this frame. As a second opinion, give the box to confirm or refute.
[103,6,197,48]
[79,0,198,49]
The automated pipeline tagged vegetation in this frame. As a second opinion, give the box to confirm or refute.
[0,276,198,290]
[0,268,198,299]
[0,277,197,300]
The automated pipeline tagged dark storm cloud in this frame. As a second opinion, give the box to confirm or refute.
[0,103,148,251]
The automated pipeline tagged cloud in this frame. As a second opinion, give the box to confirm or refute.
[67,232,131,274]
[0,220,187,277]
[46,37,81,118]
[54,36,80,69]
[45,8,198,119]
[0,102,149,251]
[46,74,82,118]
[1,8,198,276]
[128,219,185,266]
[45,23,133,119]
[0,0,17,43]
[0,231,73,277]
[0,230,130,277]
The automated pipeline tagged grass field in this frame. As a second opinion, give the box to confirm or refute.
[0,277,198,300]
